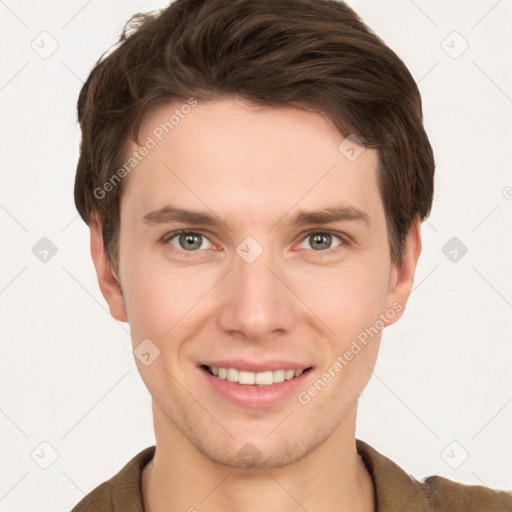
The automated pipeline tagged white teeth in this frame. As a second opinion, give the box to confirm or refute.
[238,370,255,385]
[273,369,285,383]
[255,370,273,385]
[207,366,308,386]
[226,368,239,382]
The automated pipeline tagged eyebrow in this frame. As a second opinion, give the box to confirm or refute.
[142,205,370,229]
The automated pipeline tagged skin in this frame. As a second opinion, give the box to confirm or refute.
[90,97,421,512]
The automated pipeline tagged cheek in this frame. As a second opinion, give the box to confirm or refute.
[299,268,387,400]
[120,256,217,342]
[123,274,177,340]
[290,262,390,336]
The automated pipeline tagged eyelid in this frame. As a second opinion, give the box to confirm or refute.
[298,228,349,242]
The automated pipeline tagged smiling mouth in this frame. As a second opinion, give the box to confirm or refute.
[201,365,313,386]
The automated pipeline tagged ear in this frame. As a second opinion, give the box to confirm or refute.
[383,216,422,327]
[89,221,128,323]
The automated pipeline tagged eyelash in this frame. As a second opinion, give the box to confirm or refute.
[161,229,349,258]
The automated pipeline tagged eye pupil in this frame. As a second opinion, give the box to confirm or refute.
[180,233,202,251]
[311,233,331,250]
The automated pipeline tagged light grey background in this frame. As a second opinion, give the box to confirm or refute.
[0,0,511,510]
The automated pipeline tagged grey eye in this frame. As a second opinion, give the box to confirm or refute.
[168,232,213,251]
[298,232,343,251]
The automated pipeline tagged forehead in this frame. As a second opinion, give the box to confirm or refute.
[121,97,382,228]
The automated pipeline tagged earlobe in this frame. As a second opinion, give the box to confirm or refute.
[89,222,128,323]
[383,218,422,327]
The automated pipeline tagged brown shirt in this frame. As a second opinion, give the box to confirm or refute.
[71,439,512,511]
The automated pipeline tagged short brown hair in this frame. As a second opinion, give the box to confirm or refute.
[74,0,435,272]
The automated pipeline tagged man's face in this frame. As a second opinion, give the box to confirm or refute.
[97,97,417,468]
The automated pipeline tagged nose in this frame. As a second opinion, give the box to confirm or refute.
[216,248,298,342]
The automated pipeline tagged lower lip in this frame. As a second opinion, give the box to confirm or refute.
[199,367,313,408]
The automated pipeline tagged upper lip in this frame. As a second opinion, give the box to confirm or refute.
[200,360,313,373]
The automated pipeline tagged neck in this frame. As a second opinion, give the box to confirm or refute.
[142,403,375,512]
